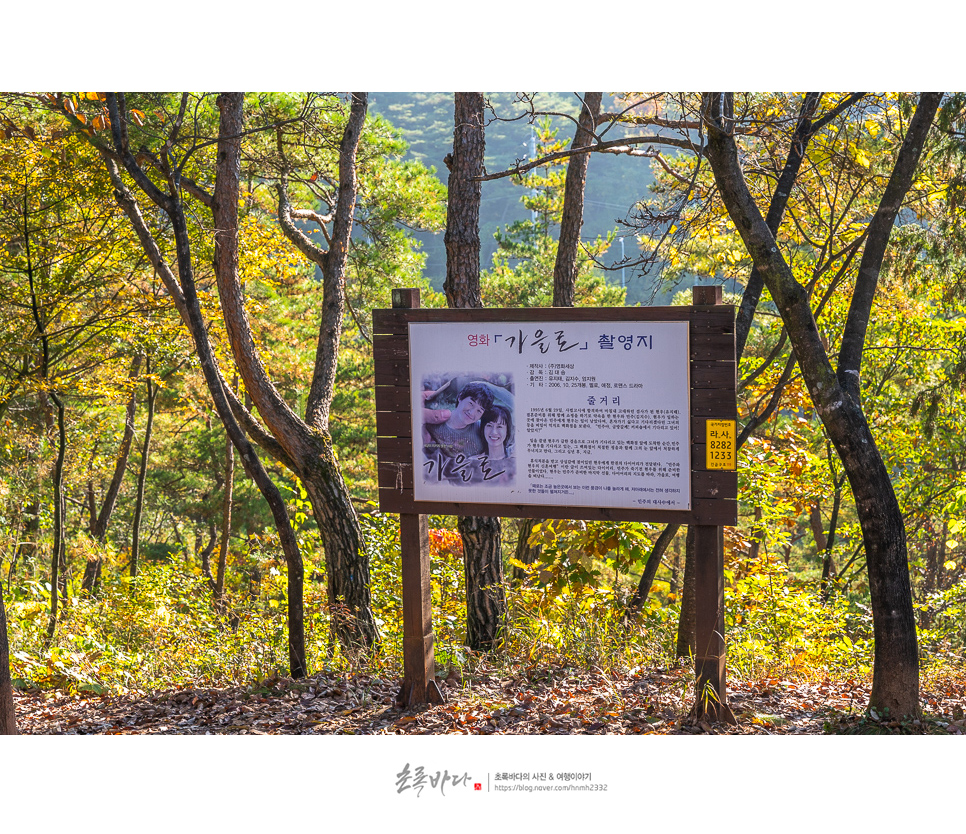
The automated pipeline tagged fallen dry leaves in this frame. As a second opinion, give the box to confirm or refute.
[13,664,966,735]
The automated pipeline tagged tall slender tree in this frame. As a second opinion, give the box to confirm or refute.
[129,359,157,579]
[266,93,380,649]
[553,92,602,308]
[702,91,942,718]
[215,412,235,602]
[444,92,506,650]
[82,354,142,592]
[71,92,311,676]
[627,93,865,624]
[515,93,605,576]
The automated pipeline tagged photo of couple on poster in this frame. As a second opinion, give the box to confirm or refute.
[420,375,515,487]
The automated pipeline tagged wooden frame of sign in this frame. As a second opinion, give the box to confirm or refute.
[374,287,737,721]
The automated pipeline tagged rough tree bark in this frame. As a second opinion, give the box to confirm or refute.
[512,518,540,582]
[443,93,486,311]
[458,514,505,651]
[675,526,696,659]
[444,92,505,651]
[703,91,942,718]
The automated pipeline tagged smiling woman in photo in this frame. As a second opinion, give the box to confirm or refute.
[479,404,512,460]
[475,404,515,485]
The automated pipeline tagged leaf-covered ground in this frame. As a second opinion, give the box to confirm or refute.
[13,664,966,735]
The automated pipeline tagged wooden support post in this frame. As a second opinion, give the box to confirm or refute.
[691,285,736,723]
[393,288,444,708]
[400,513,442,706]
[692,524,734,722]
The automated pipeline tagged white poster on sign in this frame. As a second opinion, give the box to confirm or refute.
[410,320,691,510]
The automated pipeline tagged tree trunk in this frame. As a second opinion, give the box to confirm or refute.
[835,427,917,714]
[809,502,827,552]
[130,365,156,579]
[199,520,217,582]
[921,521,948,599]
[819,479,843,600]
[512,518,541,582]
[209,93,308,674]
[26,221,67,646]
[43,392,67,648]
[226,93,380,651]
[553,92,602,308]
[748,505,764,564]
[675,526,696,660]
[459,515,506,650]
[83,354,142,593]
[80,534,101,593]
[0,587,16,734]
[443,93,486,310]
[444,92,506,651]
[669,535,681,596]
[300,449,378,649]
[10,501,39,588]
[627,523,680,616]
[703,91,942,718]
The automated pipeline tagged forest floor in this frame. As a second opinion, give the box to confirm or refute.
[13,662,966,735]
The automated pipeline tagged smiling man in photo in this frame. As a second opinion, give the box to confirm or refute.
[423,381,494,461]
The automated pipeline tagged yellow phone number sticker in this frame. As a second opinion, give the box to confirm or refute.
[706,420,736,470]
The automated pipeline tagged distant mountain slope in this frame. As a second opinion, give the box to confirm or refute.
[369,93,658,301]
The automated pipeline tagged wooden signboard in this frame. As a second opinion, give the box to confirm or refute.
[375,294,737,525]
[374,287,737,721]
